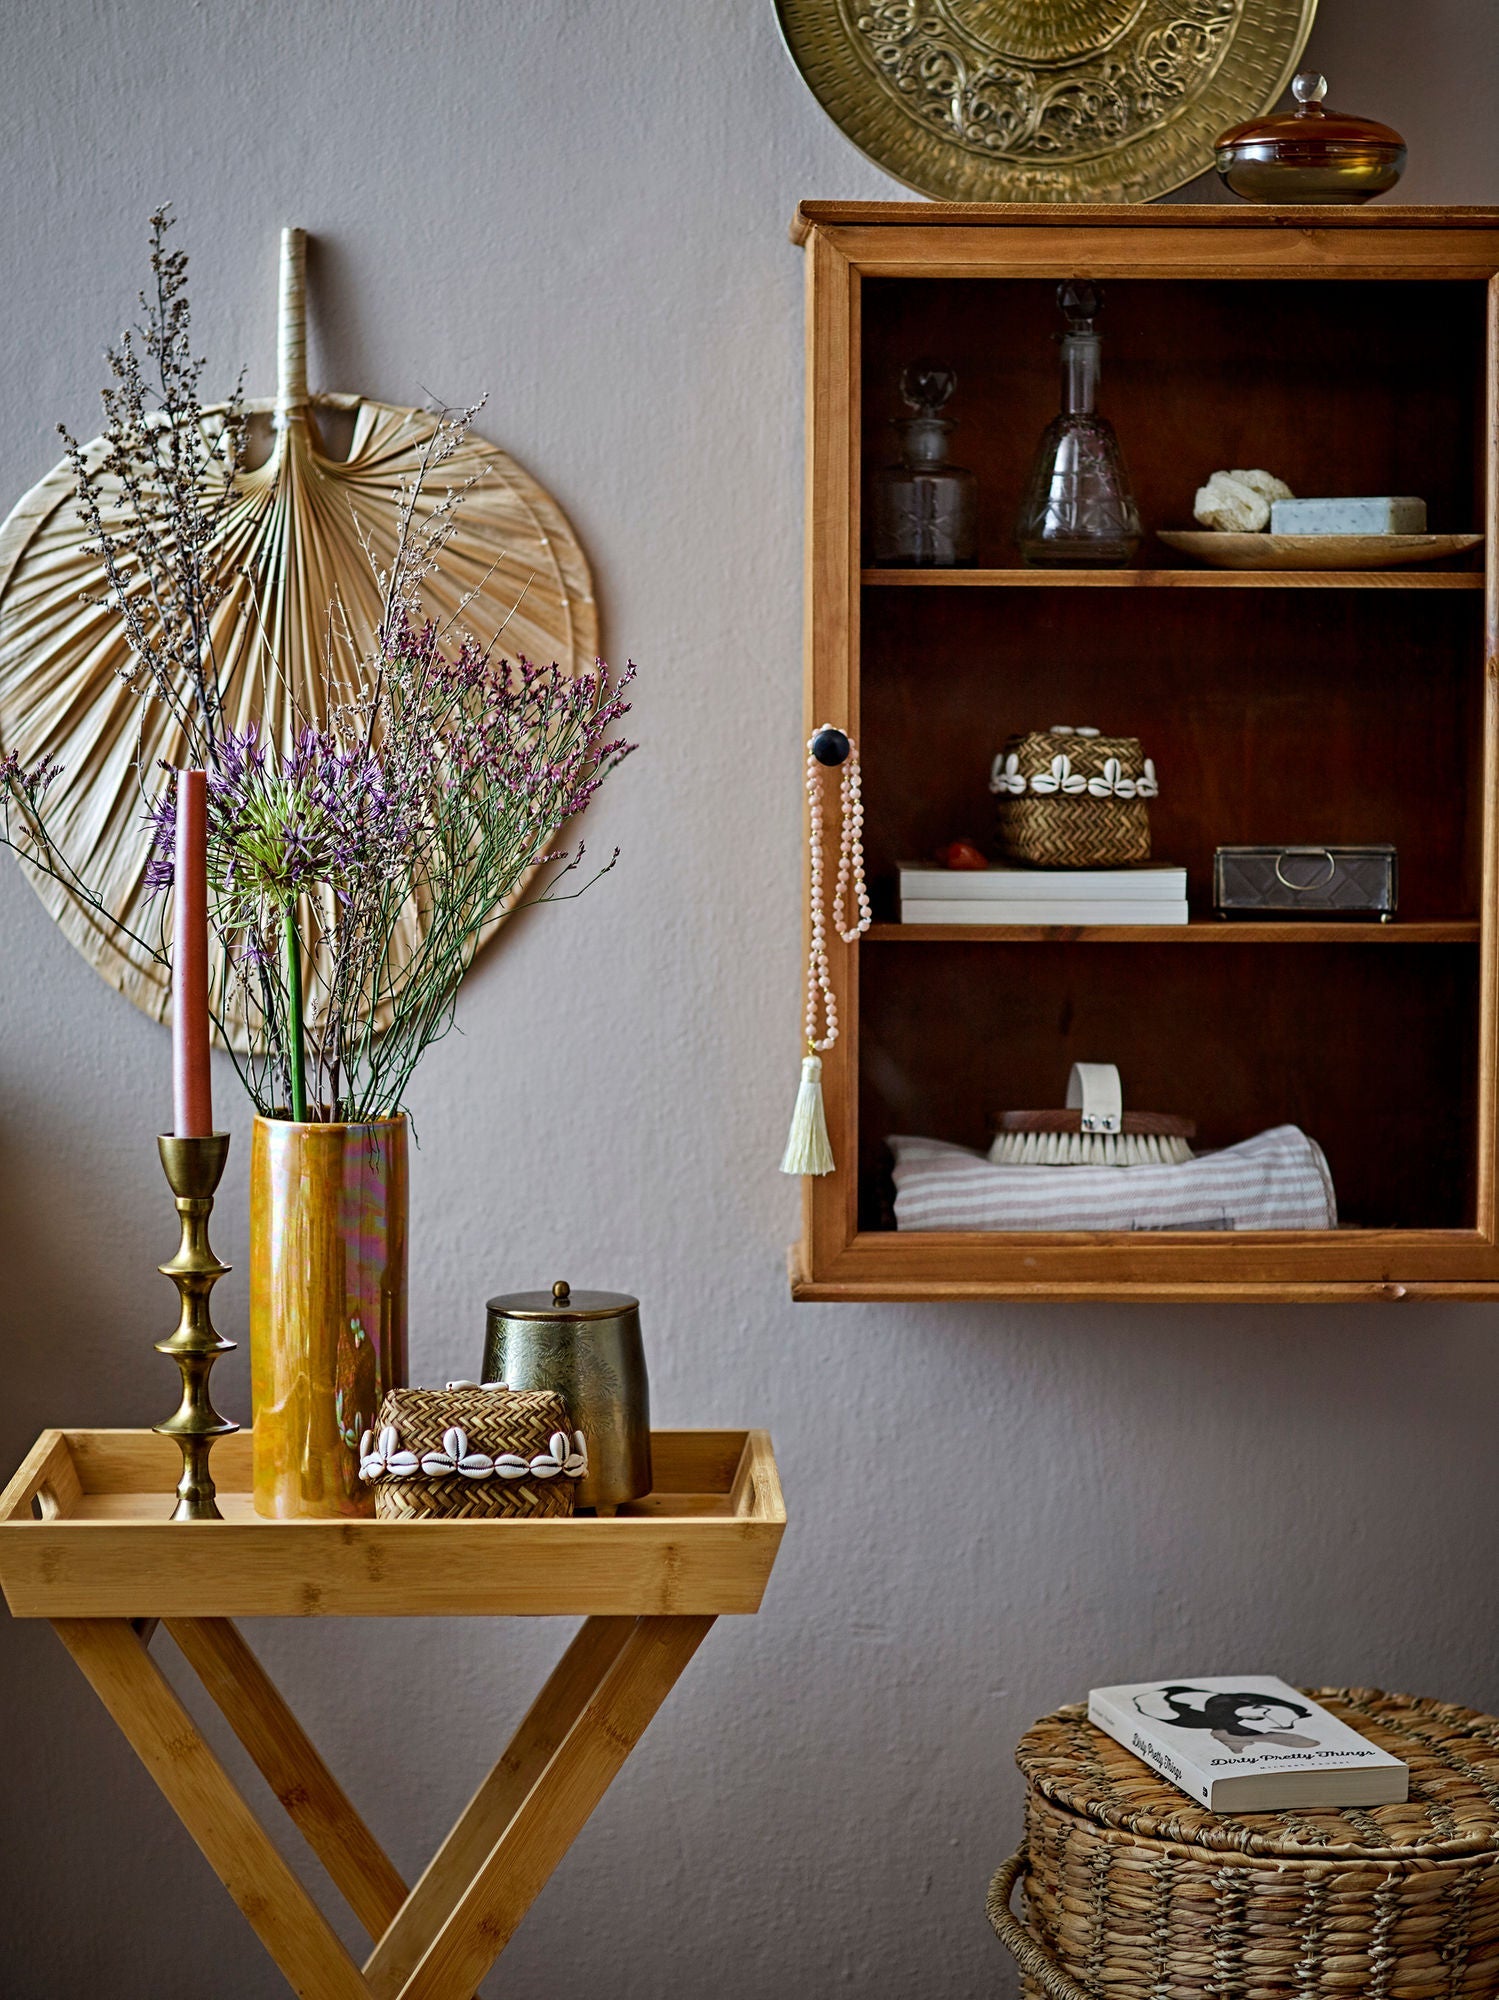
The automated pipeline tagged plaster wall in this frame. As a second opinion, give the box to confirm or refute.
[1,2,1497,1994]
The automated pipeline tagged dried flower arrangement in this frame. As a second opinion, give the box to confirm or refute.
[0,211,635,1122]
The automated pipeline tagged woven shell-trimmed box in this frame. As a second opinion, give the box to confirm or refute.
[361,1386,587,1521]
[990,728,1157,868]
[990,1690,1499,2000]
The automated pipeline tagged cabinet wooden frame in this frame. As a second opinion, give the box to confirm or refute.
[791,203,1499,1303]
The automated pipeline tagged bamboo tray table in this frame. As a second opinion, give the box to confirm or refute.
[0,1425,784,2000]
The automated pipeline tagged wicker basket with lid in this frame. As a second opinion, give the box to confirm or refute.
[989,727,1157,868]
[361,1386,585,1522]
[988,1691,1499,1999]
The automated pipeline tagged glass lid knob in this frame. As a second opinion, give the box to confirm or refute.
[1058,280,1100,333]
[899,359,956,416]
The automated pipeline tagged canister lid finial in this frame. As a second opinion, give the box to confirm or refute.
[553,1280,571,1305]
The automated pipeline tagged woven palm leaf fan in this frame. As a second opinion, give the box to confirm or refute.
[0,227,597,1050]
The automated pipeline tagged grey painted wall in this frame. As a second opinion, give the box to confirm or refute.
[2,3,1497,1995]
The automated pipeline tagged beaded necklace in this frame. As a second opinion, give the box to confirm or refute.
[781,725,870,1176]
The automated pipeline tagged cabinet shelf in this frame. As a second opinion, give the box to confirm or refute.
[867,921,1480,945]
[796,203,1499,1301]
[862,567,1484,589]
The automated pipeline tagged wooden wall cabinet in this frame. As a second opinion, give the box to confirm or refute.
[790,202,1499,1304]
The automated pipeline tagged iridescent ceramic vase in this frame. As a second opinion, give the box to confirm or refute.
[250,1114,408,1518]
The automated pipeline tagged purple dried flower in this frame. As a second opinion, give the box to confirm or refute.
[5,316,638,1123]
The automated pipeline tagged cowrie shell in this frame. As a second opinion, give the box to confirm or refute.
[359,1430,374,1460]
[549,1432,570,1463]
[443,1427,467,1460]
[458,1453,493,1479]
[378,1426,398,1458]
[420,1451,456,1478]
[529,1455,562,1479]
[359,1457,384,1482]
[387,1450,420,1478]
[563,1453,586,1477]
[494,1454,530,1479]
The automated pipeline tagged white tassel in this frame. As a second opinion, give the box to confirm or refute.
[781,1054,835,1176]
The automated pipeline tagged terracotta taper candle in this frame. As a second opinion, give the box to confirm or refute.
[172,769,212,1137]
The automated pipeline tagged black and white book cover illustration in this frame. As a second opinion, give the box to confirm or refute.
[1087,1676,1410,1813]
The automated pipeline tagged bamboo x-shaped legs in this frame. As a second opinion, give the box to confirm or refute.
[51,1611,715,1999]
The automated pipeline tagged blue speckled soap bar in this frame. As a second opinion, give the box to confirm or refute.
[1269,496,1427,535]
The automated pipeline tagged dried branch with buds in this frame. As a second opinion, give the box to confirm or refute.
[1,213,637,1123]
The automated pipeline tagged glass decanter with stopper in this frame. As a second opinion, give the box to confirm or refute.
[869,360,977,568]
[1016,282,1141,567]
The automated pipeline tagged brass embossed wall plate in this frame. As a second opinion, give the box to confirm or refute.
[774,0,1319,203]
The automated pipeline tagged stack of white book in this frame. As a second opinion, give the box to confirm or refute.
[899,862,1188,926]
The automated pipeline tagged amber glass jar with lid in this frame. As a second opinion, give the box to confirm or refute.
[1216,73,1406,203]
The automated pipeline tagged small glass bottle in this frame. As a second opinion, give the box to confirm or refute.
[1016,283,1141,568]
[870,360,977,568]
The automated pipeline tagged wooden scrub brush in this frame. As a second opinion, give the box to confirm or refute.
[988,1063,1195,1167]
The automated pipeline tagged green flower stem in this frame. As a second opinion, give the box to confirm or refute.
[283,902,308,1122]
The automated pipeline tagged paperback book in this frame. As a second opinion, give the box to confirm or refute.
[898,863,1187,901]
[1087,1676,1409,1812]
[900,898,1187,926]
[898,863,1188,927]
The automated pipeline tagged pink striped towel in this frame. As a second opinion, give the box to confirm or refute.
[890,1125,1337,1232]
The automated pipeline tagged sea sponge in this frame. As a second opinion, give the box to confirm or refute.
[1231,469,1294,505]
[1193,468,1294,533]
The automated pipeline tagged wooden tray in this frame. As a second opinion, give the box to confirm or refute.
[1156,530,1483,570]
[0,1427,784,1619]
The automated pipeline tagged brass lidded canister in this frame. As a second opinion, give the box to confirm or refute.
[482,1282,651,1513]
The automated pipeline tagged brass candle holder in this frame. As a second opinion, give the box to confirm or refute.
[155,1133,239,1521]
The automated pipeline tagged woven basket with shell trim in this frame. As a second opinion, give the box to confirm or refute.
[362,1386,584,1521]
[991,729,1155,867]
[988,1691,1499,2000]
